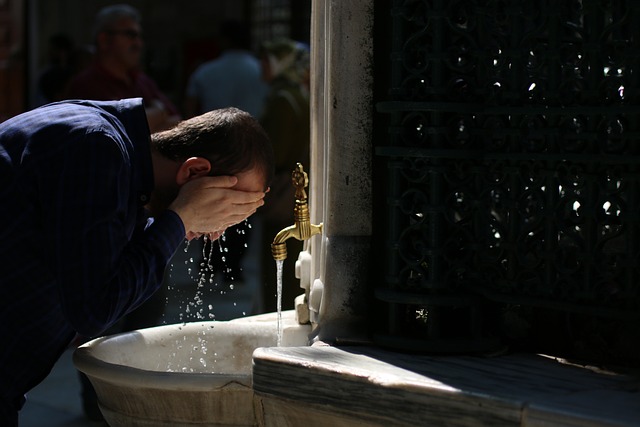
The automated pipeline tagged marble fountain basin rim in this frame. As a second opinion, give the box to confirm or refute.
[72,312,312,426]
[73,311,310,391]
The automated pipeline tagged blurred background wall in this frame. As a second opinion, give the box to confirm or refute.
[0,0,311,120]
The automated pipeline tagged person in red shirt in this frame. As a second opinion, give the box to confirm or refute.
[68,4,180,133]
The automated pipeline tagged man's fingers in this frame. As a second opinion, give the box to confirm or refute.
[197,175,239,189]
[175,175,266,238]
[207,230,224,241]
[190,176,265,204]
[225,190,265,206]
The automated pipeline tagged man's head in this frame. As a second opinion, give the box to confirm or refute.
[93,4,143,71]
[218,20,252,51]
[148,107,274,214]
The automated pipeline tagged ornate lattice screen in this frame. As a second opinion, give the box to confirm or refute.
[373,0,640,364]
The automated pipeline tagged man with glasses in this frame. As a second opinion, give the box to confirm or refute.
[68,4,180,133]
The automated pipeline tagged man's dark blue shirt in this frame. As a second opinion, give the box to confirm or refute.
[0,98,185,419]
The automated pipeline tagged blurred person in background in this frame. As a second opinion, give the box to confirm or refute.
[35,33,77,105]
[184,19,267,119]
[67,3,180,133]
[258,38,311,313]
[35,33,94,106]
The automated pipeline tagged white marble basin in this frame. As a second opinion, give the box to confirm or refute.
[73,311,310,426]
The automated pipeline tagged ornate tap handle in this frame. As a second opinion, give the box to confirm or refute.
[271,162,322,261]
[292,163,308,202]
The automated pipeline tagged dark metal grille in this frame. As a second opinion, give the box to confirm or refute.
[373,0,640,362]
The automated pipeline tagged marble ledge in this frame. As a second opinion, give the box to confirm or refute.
[252,344,640,427]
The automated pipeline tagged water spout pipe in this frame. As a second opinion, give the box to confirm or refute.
[271,163,323,261]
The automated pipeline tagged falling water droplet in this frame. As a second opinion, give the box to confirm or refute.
[276,260,284,346]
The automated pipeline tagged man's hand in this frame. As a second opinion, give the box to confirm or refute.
[168,176,265,240]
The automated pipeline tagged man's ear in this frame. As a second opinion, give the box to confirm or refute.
[175,157,211,185]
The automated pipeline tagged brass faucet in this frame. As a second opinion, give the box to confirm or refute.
[271,163,323,261]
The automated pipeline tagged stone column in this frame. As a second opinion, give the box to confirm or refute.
[308,0,374,343]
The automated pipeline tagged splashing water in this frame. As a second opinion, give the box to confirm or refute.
[161,220,254,371]
[164,231,232,324]
[276,259,284,346]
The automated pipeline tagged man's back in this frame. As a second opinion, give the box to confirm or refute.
[0,99,169,420]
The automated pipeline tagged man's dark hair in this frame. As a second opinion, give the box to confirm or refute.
[151,107,274,189]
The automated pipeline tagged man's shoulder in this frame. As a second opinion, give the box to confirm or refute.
[194,59,225,75]
[199,52,259,72]
[227,52,261,68]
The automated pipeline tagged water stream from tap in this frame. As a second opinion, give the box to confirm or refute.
[276,259,284,346]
